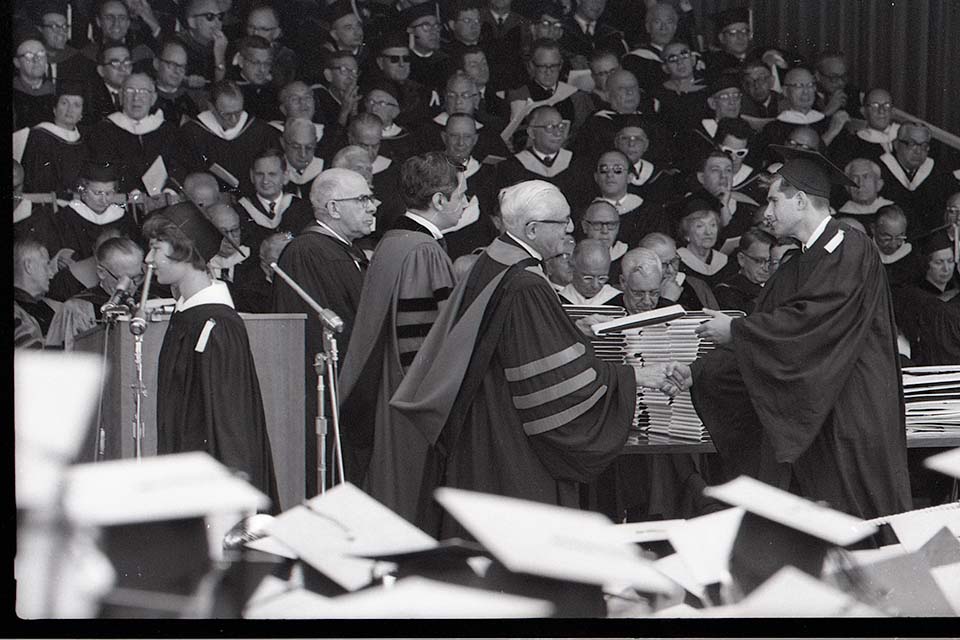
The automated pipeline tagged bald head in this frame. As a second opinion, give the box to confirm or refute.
[207,203,242,257]
[282,117,319,171]
[571,238,611,299]
[787,126,822,153]
[183,172,221,211]
[331,145,374,184]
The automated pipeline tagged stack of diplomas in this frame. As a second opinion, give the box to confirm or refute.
[562,304,627,364]
[901,365,960,435]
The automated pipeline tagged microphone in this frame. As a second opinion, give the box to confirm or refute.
[269,262,344,332]
[101,275,134,313]
[129,264,154,336]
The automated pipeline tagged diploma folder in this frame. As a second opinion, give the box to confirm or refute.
[592,304,686,335]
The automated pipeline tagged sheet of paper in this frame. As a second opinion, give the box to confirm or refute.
[596,519,685,544]
[728,566,885,617]
[703,476,877,546]
[653,553,706,601]
[925,447,960,479]
[244,587,335,619]
[930,562,960,615]
[141,155,169,196]
[244,535,298,560]
[667,507,744,586]
[435,488,674,593]
[886,506,960,552]
[566,68,594,92]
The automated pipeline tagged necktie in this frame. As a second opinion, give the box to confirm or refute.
[112,91,122,111]
[268,201,277,219]
[497,16,504,28]
[220,268,231,282]
[540,154,556,168]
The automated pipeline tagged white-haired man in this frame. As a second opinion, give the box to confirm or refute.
[390,179,691,537]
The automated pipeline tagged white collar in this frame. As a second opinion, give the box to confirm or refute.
[701,118,718,138]
[68,200,125,225]
[677,247,728,275]
[372,155,392,174]
[35,121,81,142]
[560,283,621,306]
[404,212,444,240]
[600,193,644,214]
[506,231,542,261]
[574,14,595,33]
[490,9,510,21]
[208,248,249,270]
[629,159,655,186]
[878,242,912,264]
[838,196,894,215]
[411,46,435,59]
[627,46,664,62]
[176,279,234,312]
[777,109,825,125]
[196,110,250,141]
[463,156,481,179]
[857,122,900,146]
[610,241,628,262]
[257,192,285,211]
[316,220,353,247]
[286,157,325,184]
[533,149,557,163]
[107,110,166,135]
[879,153,935,191]
[802,215,832,251]
[381,122,403,138]
[731,164,754,187]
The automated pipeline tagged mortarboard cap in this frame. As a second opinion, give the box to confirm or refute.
[925,447,960,480]
[708,71,741,98]
[400,2,439,28]
[914,225,955,256]
[151,201,225,263]
[704,476,877,596]
[55,78,85,99]
[375,30,409,53]
[81,160,119,183]
[322,0,359,25]
[771,144,855,200]
[672,190,722,226]
[714,6,750,32]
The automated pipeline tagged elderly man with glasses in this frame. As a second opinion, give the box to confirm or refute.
[79,0,158,72]
[403,2,450,92]
[497,105,578,194]
[273,167,377,495]
[389,179,691,538]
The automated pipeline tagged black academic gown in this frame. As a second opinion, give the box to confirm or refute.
[690,219,912,520]
[13,79,57,130]
[21,125,90,194]
[156,294,279,505]
[179,112,280,194]
[155,87,202,126]
[713,271,764,315]
[390,235,636,538]
[443,159,499,260]
[892,285,960,367]
[88,115,186,193]
[272,226,368,495]
[235,193,314,263]
[14,200,63,255]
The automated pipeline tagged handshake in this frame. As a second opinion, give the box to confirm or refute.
[635,362,693,398]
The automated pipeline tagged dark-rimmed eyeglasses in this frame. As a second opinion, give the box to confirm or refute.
[740,252,772,266]
[720,146,749,159]
[18,51,48,62]
[42,22,70,32]
[105,58,134,70]
[328,65,359,76]
[123,87,155,97]
[330,194,378,207]
[722,27,750,37]
[446,91,478,100]
[380,54,411,64]
[583,220,619,230]
[875,232,907,243]
[537,19,563,30]
[192,11,225,22]
[367,98,400,109]
[529,121,569,133]
[597,165,626,175]
[530,216,571,227]
[661,256,680,271]
[663,50,691,64]
[412,21,442,31]
[160,58,187,72]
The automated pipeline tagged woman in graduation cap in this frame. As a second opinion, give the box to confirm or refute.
[916,227,959,302]
[143,202,279,506]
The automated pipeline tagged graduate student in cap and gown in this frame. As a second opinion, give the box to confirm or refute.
[340,152,461,521]
[691,146,912,522]
[389,180,691,538]
[143,202,278,505]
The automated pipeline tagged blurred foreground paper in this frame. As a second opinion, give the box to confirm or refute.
[667,507,744,587]
[885,505,960,553]
[434,488,674,594]
[723,566,885,617]
[15,351,104,510]
[245,577,552,619]
[924,446,960,478]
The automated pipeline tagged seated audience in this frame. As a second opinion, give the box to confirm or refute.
[713,227,775,314]
[558,238,621,305]
[21,80,89,195]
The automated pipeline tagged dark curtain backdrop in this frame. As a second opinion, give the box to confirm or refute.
[684,0,959,135]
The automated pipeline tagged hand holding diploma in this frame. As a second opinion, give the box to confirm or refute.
[695,308,733,344]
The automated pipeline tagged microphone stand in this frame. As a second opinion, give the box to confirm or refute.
[269,262,345,495]
[129,264,154,461]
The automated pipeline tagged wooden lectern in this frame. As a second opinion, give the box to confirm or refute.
[74,313,307,511]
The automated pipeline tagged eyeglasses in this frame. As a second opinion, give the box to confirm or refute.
[19,51,48,62]
[456,17,481,25]
[592,68,617,78]
[537,19,563,29]
[945,206,960,215]
[248,25,279,35]
[192,11,225,22]
[714,91,742,102]
[784,81,816,90]
[722,27,750,37]
[328,65,359,76]
[720,146,749,159]
[380,54,411,64]
[413,21,442,31]
[663,49,691,64]
[123,87,155,97]
[875,233,907,243]
[242,57,272,68]
[786,139,816,151]
[101,13,131,24]
[331,194,378,207]
[43,22,70,32]
[86,188,117,198]
[160,58,187,72]
[529,121,569,133]
[105,58,134,70]
[597,165,626,175]
[530,216,571,227]
[819,71,847,81]
[579,275,610,285]
[284,142,316,153]
[661,256,680,271]
[867,102,893,111]
[532,62,563,71]
[616,134,648,145]
[446,91,478,100]
[368,99,400,108]
[583,220,619,230]
[740,252,772,266]
[897,140,930,151]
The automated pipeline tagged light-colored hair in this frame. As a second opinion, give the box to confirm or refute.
[310,168,365,213]
[332,145,371,168]
[621,247,662,281]
[260,231,293,264]
[498,180,569,235]
[844,158,881,179]
[283,117,317,142]
[572,238,611,269]
[639,231,675,253]
[876,204,907,228]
